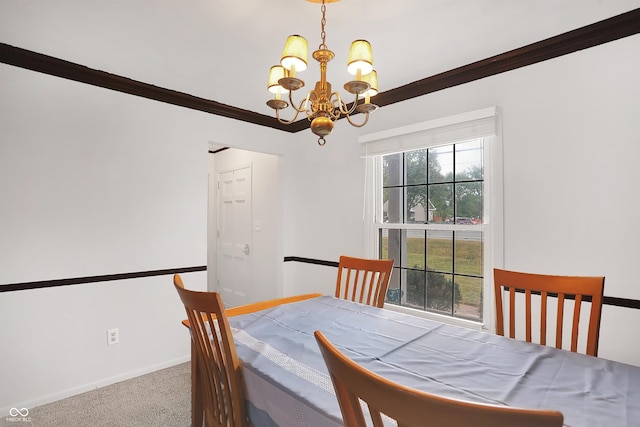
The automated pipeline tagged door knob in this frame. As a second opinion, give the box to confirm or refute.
[243,244,250,255]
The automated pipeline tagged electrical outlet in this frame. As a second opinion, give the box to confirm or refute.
[107,328,119,346]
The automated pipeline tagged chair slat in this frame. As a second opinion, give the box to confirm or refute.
[367,274,375,305]
[541,291,547,346]
[509,286,516,339]
[556,293,565,350]
[495,286,505,336]
[571,295,583,353]
[525,289,532,342]
[344,269,353,300]
[351,269,360,302]
[359,270,370,303]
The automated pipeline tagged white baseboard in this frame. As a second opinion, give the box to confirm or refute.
[1,354,190,417]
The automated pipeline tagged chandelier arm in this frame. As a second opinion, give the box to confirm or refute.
[333,91,360,116]
[286,90,314,114]
[344,111,370,128]
[345,98,360,116]
[305,92,318,119]
[275,107,303,125]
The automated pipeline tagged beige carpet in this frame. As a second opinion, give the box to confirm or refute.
[3,362,191,427]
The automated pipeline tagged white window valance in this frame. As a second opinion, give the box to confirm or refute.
[358,106,499,158]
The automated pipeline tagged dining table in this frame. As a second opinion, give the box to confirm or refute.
[186,294,640,427]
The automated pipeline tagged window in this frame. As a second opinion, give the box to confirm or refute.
[360,107,502,327]
[381,140,484,321]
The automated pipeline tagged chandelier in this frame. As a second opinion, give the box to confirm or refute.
[266,0,379,146]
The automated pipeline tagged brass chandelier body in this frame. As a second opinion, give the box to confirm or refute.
[266,0,379,146]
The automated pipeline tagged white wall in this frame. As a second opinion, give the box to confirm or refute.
[283,34,640,366]
[0,64,288,413]
[279,124,368,297]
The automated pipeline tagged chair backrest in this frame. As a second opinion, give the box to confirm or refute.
[335,255,394,308]
[493,268,605,356]
[314,330,563,427]
[173,274,247,427]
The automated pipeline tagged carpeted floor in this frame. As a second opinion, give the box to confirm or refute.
[3,362,191,427]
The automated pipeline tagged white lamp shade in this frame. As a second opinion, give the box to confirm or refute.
[347,39,373,76]
[281,35,308,72]
[267,65,289,94]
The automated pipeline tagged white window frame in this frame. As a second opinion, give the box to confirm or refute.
[360,107,504,332]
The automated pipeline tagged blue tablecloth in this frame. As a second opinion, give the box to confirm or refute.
[228,295,640,427]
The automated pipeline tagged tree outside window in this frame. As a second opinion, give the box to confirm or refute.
[381,140,484,322]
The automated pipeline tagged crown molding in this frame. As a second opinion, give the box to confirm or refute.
[373,8,640,108]
[1,8,638,133]
[0,42,292,131]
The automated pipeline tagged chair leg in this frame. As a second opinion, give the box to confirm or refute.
[191,341,204,426]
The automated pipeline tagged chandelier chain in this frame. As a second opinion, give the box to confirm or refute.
[319,0,327,50]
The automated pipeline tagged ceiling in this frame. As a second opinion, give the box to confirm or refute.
[1,1,639,122]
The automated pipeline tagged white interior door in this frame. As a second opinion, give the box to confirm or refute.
[217,164,252,307]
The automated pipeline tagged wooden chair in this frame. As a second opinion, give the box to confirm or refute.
[335,255,394,308]
[493,268,605,356]
[314,330,563,427]
[173,274,248,427]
